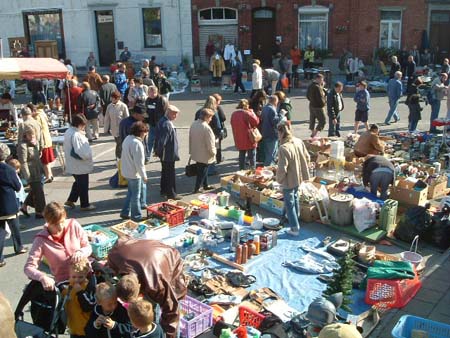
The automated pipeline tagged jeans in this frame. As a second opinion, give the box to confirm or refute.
[370,171,393,200]
[146,126,157,160]
[68,174,90,208]
[283,187,300,232]
[141,180,147,207]
[195,163,209,191]
[85,118,99,140]
[161,161,176,198]
[0,218,23,262]
[409,119,419,132]
[238,149,256,170]
[430,99,441,132]
[385,100,400,123]
[121,178,142,220]
[264,138,278,166]
[328,116,341,137]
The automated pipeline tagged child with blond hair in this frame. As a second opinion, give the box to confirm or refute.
[85,282,132,338]
[128,299,164,338]
[116,273,142,309]
[62,256,96,338]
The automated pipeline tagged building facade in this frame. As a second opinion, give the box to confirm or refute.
[191,0,450,67]
[0,0,193,68]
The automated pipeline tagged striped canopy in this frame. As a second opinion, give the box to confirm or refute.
[0,57,68,80]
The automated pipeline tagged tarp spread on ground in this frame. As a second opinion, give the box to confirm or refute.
[0,58,68,80]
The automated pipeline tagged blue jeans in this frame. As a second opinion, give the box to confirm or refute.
[264,138,278,166]
[146,126,157,160]
[283,187,300,232]
[430,99,441,132]
[238,149,256,170]
[121,178,142,220]
[141,180,147,207]
[385,100,400,123]
[370,171,393,200]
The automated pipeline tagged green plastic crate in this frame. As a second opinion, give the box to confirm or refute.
[83,224,118,259]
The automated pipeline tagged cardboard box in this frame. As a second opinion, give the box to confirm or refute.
[241,185,261,205]
[300,203,320,223]
[220,175,243,198]
[390,179,428,206]
[304,139,331,154]
[260,195,284,215]
[427,177,448,199]
[310,177,338,192]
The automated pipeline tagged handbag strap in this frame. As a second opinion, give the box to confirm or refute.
[187,156,192,165]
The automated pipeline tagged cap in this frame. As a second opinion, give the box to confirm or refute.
[318,323,363,338]
[89,65,95,71]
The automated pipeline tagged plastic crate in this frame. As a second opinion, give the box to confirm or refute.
[239,306,266,329]
[180,296,213,338]
[365,273,422,309]
[83,224,118,259]
[146,202,185,227]
[392,315,450,338]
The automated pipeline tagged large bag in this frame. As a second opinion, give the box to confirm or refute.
[118,160,128,187]
[249,127,262,143]
[394,206,433,243]
[185,157,197,177]
[353,197,378,233]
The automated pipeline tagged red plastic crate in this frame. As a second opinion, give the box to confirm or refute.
[146,202,185,227]
[239,306,266,329]
[365,273,422,309]
[180,296,213,338]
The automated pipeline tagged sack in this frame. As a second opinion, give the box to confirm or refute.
[430,213,450,249]
[249,127,262,143]
[353,198,378,233]
[185,157,197,177]
[395,206,433,243]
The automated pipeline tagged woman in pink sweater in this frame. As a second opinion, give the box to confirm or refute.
[24,202,92,290]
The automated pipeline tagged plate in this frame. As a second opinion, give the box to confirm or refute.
[263,217,281,229]
[261,169,274,179]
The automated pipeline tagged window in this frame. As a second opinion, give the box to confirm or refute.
[199,8,237,24]
[23,9,65,57]
[142,8,162,48]
[380,10,402,49]
[253,9,274,19]
[299,12,328,50]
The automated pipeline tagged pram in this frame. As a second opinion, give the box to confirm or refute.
[14,280,69,338]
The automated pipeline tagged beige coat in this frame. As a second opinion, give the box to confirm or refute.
[189,119,216,164]
[276,137,311,189]
[104,101,129,138]
[34,110,52,148]
[18,118,43,149]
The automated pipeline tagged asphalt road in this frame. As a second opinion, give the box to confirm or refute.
[1,88,448,335]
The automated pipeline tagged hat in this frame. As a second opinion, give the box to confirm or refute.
[318,324,363,338]
[88,65,95,71]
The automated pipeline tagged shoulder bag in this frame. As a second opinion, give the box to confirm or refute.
[246,111,262,143]
[70,135,83,160]
[185,156,197,177]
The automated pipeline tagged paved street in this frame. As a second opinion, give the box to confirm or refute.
[1,87,449,337]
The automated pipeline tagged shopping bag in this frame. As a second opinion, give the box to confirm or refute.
[118,160,128,187]
[185,157,197,177]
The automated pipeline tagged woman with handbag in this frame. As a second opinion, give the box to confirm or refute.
[63,115,95,211]
[189,108,217,194]
[230,99,260,170]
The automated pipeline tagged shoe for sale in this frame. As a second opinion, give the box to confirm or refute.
[287,229,300,236]
[64,201,76,209]
[80,205,96,211]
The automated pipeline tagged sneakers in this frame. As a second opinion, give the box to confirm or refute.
[287,229,300,236]
[64,201,76,209]
[80,205,96,211]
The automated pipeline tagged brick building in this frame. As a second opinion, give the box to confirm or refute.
[191,0,450,68]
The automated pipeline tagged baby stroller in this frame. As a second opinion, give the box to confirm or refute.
[14,280,69,338]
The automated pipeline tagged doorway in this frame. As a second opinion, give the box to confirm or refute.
[252,8,276,67]
[430,10,450,64]
[95,10,116,66]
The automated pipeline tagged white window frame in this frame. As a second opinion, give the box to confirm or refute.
[298,6,329,50]
[379,10,402,49]
[198,7,238,26]
[142,7,163,49]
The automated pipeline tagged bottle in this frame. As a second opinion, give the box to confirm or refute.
[235,245,242,264]
[241,244,248,264]
[230,225,240,252]
[254,235,260,255]
[247,240,255,258]
[237,210,244,225]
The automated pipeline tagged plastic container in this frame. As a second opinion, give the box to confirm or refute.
[330,140,345,159]
[83,224,118,259]
[180,296,213,338]
[379,199,398,233]
[147,202,185,227]
[239,306,266,329]
[391,315,450,338]
[365,273,422,309]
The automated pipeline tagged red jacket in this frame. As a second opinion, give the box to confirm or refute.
[64,86,83,116]
[230,109,260,150]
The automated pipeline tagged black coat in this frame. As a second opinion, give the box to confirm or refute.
[154,116,179,162]
[389,62,401,79]
[0,162,20,217]
[326,89,344,119]
[145,95,168,127]
[85,302,132,338]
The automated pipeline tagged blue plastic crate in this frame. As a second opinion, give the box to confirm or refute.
[83,224,118,259]
[392,315,450,338]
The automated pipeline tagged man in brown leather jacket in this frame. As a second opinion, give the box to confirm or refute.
[354,124,385,157]
[107,239,187,338]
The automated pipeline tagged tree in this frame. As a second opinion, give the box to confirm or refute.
[323,246,355,313]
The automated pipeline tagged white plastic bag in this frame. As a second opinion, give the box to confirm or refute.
[353,198,378,232]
